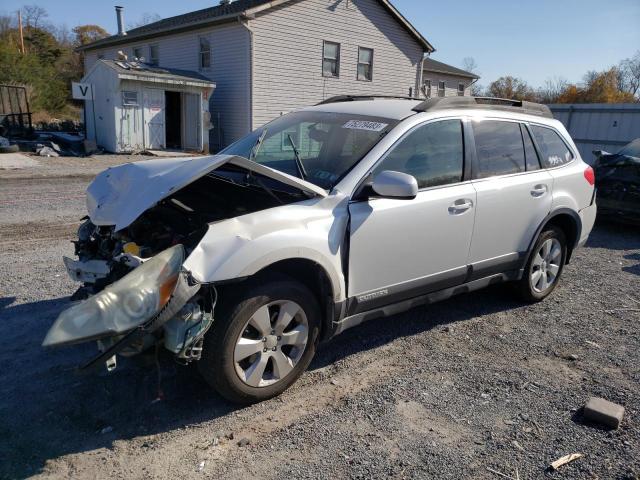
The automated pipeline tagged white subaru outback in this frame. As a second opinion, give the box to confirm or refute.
[43,96,597,404]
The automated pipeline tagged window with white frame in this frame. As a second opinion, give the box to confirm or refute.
[438,80,446,97]
[423,79,432,98]
[199,37,211,69]
[133,47,144,61]
[149,44,159,65]
[357,47,373,81]
[322,41,340,77]
[458,83,465,96]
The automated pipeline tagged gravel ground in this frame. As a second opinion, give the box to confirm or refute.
[0,159,638,479]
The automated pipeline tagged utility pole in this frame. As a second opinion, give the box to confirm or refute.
[17,10,25,54]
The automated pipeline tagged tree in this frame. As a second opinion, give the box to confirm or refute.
[21,5,48,29]
[537,77,569,104]
[556,68,636,103]
[128,12,162,29]
[73,24,109,46]
[462,57,478,74]
[487,76,536,101]
[470,83,484,96]
[618,51,640,98]
[23,26,62,63]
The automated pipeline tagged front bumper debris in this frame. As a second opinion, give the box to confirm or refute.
[63,256,110,284]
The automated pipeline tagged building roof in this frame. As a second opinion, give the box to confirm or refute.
[79,0,434,53]
[422,58,479,80]
[97,59,215,88]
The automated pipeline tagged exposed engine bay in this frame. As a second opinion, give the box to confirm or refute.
[69,166,309,299]
[48,159,319,371]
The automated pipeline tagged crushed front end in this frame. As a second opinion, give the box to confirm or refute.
[45,240,215,371]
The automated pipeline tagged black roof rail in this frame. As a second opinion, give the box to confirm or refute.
[317,95,419,105]
[412,96,553,119]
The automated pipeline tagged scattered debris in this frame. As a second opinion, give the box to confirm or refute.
[36,145,60,157]
[330,379,339,386]
[100,426,113,434]
[486,466,517,479]
[585,340,601,348]
[237,437,251,447]
[511,440,525,452]
[197,461,205,472]
[549,453,583,470]
[583,397,625,429]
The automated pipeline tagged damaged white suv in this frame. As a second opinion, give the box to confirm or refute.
[44,96,597,404]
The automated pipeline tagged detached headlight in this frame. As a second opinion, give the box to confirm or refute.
[43,245,185,347]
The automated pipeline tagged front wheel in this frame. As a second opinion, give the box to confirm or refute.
[515,226,567,302]
[198,276,320,404]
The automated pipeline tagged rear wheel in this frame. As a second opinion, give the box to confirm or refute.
[198,276,320,404]
[515,226,567,302]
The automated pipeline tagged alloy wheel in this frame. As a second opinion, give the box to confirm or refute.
[530,238,562,293]
[233,300,309,388]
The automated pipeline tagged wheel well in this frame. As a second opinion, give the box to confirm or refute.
[545,213,579,263]
[253,259,335,339]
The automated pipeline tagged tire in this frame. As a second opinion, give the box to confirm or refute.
[198,274,321,404]
[515,226,567,302]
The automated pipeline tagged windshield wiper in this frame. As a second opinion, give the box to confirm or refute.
[249,128,268,162]
[287,134,308,181]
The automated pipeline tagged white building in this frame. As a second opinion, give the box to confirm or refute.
[422,57,479,98]
[81,59,215,153]
[78,0,435,152]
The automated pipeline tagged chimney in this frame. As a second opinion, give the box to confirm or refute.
[115,6,126,36]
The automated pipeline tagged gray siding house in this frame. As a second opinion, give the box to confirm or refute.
[422,57,479,98]
[80,0,434,152]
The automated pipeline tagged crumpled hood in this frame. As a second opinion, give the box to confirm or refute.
[86,154,327,231]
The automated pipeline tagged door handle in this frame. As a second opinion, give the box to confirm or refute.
[448,198,473,214]
[530,184,548,197]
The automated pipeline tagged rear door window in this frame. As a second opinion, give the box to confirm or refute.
[473,120,525,178]
[530,125,574,168]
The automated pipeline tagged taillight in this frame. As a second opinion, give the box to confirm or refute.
[584,166,595,186]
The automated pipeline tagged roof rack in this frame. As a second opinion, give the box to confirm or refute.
[317,95,419,105]
[412,96,553,118]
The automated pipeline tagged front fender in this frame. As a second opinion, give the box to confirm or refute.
[183,194,349,302]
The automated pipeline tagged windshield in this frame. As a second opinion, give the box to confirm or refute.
[221,111,398,189]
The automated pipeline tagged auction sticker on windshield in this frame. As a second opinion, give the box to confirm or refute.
[343,120,388,132]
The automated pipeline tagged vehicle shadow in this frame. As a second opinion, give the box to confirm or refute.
[585,219,640,250]
[0,296,236,479]
[0,283,523,478]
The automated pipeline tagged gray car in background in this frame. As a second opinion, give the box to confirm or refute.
[43,96,597,404]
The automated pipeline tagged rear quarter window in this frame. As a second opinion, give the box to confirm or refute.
[530,125,574,168]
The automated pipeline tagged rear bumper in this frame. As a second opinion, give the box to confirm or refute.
[577,203,597,247]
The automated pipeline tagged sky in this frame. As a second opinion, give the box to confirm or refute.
[2,0,639,88]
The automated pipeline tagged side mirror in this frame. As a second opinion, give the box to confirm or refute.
[371,170,418,199]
